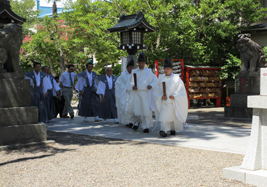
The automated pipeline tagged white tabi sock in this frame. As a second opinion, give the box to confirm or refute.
[84,117,88,122]
[114,118,119,123]
[95,116,100,120]
[102,119,106,123]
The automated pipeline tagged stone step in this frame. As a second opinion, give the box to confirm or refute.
[0,123,47,146]
[0,106,38,126]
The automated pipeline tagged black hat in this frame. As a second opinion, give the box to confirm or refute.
[127,58,134,67]
[88,59,93,64]
[86,59,93,67]
[163,57,172,68]
[138,52,146,63]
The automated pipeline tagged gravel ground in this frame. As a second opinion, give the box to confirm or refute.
[1,131,254,187]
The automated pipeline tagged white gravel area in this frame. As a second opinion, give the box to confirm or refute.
[0,131,254,187]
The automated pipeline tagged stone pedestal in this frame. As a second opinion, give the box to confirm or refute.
[224,94,253,118]
[0,73,51,147]
[224,71,260,118]
[223,68,267,187]
[0,76,31,108]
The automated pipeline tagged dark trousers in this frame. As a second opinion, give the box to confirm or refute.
[54,96,65,118]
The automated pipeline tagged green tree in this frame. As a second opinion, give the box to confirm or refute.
[64,0,267,70]
[20,15,88,75]
[10,0,40,35]
[20,0,267,77]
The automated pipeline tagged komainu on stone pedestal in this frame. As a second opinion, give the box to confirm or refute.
[0,23,23,73]
[0,0,52,148]
[225,36,266,118]
[236,35,267,72]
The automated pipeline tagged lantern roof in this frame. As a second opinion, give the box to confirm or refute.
[0,0,26,24]
[108,11,156,33]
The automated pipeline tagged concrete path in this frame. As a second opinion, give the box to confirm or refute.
[47,116,251,155]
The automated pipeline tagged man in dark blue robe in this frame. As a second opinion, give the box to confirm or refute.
[24,62,51,123]
[96,67,118,123]
[76,60,101,122]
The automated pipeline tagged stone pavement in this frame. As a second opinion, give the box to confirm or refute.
[47,107,252,154]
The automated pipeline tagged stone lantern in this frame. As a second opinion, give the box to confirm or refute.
[107,11,156,68]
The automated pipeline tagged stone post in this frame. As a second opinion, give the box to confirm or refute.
[223,68,267,187]
[121,57,127,72]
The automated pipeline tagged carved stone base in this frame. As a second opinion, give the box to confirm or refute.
[0,106,38,126]
[224,71,260,118]
[0,72,24,79]
[224,106,252,118]
[235,71,260,95]
[225,94,253,118]
[0,123,47,146]
[0,72,51,146]
[0,77,31,108]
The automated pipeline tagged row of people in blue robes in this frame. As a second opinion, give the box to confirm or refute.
[24,61,118,123]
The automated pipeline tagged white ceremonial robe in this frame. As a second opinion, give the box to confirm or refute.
[115,71,137,124]
[154,74,188,132]
[127,67,157,129]
[51,79,60,95]
[75,76,83,105]
[75,76,97,92]
[53,82,62,96]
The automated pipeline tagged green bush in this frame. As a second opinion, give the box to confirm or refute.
[220,53,241,80]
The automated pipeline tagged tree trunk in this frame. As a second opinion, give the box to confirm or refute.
[47,56,57,76]
[53,0,57,18]
[59,45,65,74]
[156,34,161,49]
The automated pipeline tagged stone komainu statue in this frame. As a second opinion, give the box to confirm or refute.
[236,35,267,72]
[0,23,23,73]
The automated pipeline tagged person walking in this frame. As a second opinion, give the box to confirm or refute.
[96,67,118,123]
[24,62,51,123]
[42,66,61,120]
[59,64,79,119]
[76,60,101,122]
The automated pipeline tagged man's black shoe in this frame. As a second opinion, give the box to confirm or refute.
[159,131,167,137]
[132,123,139,130]
[170,130,176,135]
[143,128,149,133]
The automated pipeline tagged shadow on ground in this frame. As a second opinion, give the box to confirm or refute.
[0,142,75,166]
[188,107,252,128]
[47,130,149,146]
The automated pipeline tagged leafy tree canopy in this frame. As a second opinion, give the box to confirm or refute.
[19,0,267,79]
[10,0,40,35]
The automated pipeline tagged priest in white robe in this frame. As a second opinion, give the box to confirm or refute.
[24,62,52,123]
[127,52,157,133]
[154,57,188,137]
[115,58,137,128]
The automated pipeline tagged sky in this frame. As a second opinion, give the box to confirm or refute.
[39,0,77,8]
